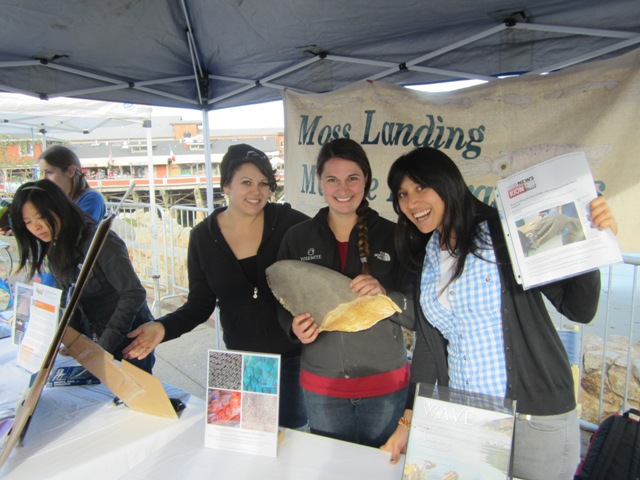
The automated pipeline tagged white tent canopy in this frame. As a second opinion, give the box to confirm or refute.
[0,93,151,136]
[0,1,639,111]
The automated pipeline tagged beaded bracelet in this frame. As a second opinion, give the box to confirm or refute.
[398,416,411,428]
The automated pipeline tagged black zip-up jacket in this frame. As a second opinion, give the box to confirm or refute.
[407,214,600,415]
[56,223,153,358]
[277,207,414,380]
[158,202,308,355]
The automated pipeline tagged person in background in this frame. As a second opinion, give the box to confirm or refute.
[277,138,414,447]
[0,199,12,234]
[123,144,309,429]
[10,179,154,372]
[380,147,618,480]
[38,145,106,221]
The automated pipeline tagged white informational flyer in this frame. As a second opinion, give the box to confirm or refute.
[204,349,280,458]
[16,283,63,373]
[403,385,515,480]
[495,151,622,290]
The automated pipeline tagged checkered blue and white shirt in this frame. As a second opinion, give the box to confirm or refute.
[419,222,507,398]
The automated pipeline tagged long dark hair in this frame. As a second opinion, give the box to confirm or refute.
[10,179,89,281]
[39,145,90,201]
[387,147,496,282]
[316,138,373,274]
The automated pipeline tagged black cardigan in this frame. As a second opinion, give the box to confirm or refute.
[407,214,600,415]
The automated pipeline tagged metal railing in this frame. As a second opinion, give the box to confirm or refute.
[106,202,171,315]
[164,205,208,296]
[547,255,639,428]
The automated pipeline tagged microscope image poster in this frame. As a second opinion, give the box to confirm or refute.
[205,349,280,458]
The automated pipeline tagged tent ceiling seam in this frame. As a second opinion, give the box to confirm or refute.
[207,55,323,106]
[514,23,639,39]
[528,35,640,74]
[134,86,200,106]
[1,15,639,110]
[46,63,127,86]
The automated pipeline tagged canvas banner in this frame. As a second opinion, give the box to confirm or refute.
[283,47,640,251]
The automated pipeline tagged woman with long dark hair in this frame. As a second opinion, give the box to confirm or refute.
[277,138,413,447]
[10,179,154,372]
[381,147,618,479]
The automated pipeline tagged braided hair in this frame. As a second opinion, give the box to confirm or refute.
[316,138,373,274]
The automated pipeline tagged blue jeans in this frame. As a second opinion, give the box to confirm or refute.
[512,409,580,480]
[303,387,408,447]
[279,354,307,429]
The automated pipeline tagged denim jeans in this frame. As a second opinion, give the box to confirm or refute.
[279,354,307,429]
[303,387,408,447]
[512,408,580,480]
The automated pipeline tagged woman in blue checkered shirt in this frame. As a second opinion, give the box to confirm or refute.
[381,147,617,480]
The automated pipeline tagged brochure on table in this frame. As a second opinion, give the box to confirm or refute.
[16,283,62,373]
[403,384,516,480]
[495,151,622,290]
[205,349,280,458]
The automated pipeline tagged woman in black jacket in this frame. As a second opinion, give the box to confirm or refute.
[277,138,413,447]
[123,144,309,428]
[380,147,618,480]
[10,179,154,373]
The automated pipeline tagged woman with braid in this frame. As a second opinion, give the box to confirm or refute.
[277,138,413,447]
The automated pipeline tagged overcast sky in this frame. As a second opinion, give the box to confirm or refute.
[152,100,285,129]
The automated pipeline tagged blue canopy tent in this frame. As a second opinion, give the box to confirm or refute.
[0,0,639,209]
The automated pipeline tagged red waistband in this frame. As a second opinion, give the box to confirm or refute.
[301,363,410,398]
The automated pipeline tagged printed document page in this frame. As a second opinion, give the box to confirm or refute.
[495,151,621,289]
[17,284,62,373]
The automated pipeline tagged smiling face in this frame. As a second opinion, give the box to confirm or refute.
[38,159,74,197]
[22,201,57,243]
[397,175,446,235]
[223,162,271,216]
[319,157,366,217]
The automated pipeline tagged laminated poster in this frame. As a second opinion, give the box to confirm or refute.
[403,385,516,480]
[205,349,280,458]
